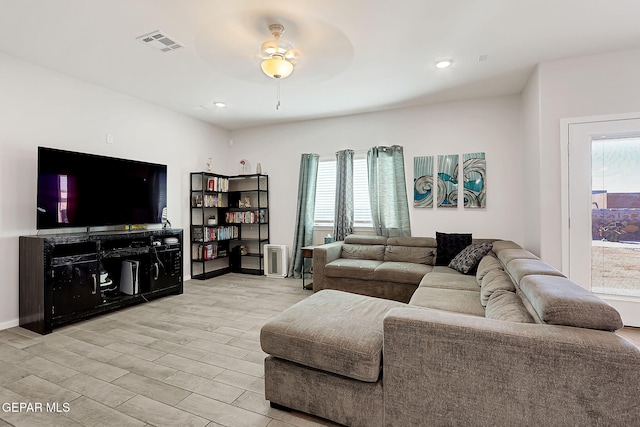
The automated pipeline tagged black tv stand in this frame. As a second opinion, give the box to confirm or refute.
[19,228,183,334]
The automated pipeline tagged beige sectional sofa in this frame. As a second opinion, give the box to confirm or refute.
[260,235,640,426]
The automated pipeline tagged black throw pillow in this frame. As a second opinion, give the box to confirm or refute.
[435,232,472,266]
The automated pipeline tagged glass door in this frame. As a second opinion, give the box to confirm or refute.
[566,116,640,326]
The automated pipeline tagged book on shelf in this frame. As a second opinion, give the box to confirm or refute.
[194,242,224,260]
[206,176,229,192]
[225,209,267,224]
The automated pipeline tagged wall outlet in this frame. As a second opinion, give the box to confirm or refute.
[106,133,114,144]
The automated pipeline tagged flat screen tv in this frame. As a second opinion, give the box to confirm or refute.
[37,147,167,230]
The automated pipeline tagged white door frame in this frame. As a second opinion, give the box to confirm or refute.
[560,111,640,327]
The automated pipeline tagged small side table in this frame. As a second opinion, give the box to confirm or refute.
[301,246,316,290]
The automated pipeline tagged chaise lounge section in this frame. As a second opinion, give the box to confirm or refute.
[260,235,640,426]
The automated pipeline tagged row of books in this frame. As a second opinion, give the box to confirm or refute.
[225,210,267,224]
[206,176,229,192]
[193,243,228,261]
[192,226,239,242]
[193,193,223,208]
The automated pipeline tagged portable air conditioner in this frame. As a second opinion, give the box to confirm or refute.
[264,244,287,278]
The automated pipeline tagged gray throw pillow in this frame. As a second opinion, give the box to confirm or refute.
[448,243,493,274]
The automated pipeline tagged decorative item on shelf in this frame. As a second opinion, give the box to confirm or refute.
[256,162,262,174]
[206,157,213,173]
[239,159,251,175]
[244,196,251,208]
[207,215,217,225]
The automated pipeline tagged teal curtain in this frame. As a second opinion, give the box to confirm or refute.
[367,145,411,237]
[333,149,354,241]
[289,153,319,278]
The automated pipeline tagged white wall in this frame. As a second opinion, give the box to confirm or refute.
[525,47,640,269]
[521,66,542,256]
[0,52,230,329]
[230,95,525,250]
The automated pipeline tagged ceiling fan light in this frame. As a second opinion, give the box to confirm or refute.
[261,56,294,79]
[261,39,293,57]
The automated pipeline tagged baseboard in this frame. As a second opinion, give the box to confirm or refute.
[0,318,19,331]
[184,274,191,281]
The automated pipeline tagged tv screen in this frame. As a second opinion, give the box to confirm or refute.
[37,147,167,230]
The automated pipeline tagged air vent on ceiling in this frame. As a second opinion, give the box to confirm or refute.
[136,30,183,52]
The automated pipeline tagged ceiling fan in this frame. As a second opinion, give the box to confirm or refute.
[258,23,301,109]
[259,23,300,80]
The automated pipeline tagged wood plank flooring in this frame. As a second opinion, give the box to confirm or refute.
[0,273,638,426]
[0,274,336,427]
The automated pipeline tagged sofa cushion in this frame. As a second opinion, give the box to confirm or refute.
[491,240,521,256]
[480,269,516,307]
[476,254,503,286]
[260,290,406,382]
[409,287,485,317]
[387,236,437,247]
[435,232,472,266]
[448,243,493,274]
[506,259,565,284]
[485,290,534,323]
[497,248,539,266]
[374,262,432,284]
[324,259,382,280]
[419,272,479,291]
[344,234,388,245]
[519,275,623,331]
[342,244,385,261]
[384,245,436,265]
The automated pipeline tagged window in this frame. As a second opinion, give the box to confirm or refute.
[314,157,372,227]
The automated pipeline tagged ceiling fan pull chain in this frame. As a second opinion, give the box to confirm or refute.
[276,80,281,110]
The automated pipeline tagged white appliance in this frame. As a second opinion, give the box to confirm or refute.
[264,245,287,278]
[120,260,139,295]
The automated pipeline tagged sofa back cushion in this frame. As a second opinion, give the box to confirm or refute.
[485,290,534,323]
[342,244,385,261]
[480,269,516,306]
[506,259,565,284]
[384,246,436,264]
[519,275,623,331]
[344,234,388,245]
[476,254,503,286]
[497,248,539,266]
[387,236,436,247]
[491,240,521,256]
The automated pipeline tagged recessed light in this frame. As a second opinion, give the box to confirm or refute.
[213,102,227,108]
[435,60,452,69]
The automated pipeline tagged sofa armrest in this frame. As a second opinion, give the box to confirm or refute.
[312,241,344,292]
[383,307,640,426]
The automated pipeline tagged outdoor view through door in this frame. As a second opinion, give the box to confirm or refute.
[591,137,640,297]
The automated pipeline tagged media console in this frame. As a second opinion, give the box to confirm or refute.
[19,228,183,334]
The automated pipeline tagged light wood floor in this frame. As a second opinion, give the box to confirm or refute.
[0,274,336,427]
[1,274,638,427]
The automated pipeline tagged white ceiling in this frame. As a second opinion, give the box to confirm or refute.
[2,0,640,130]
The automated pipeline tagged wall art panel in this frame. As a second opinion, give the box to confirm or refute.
[437,154,459,208]
[413,156,434,208]
[462,152,486,208]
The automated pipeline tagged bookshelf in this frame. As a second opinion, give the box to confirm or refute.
[227,174,269,275]
[190,172,269,279]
